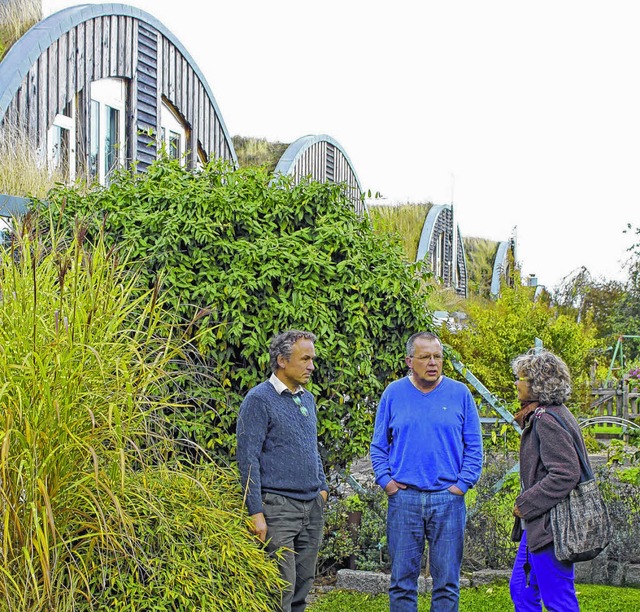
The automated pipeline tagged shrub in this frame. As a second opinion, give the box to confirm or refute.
[318,488,389,576]
[597,463,640,564]
[464,451,520,571]
[44,158,436,468]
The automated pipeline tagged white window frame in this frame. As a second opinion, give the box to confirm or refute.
[47,103,76,182]
[90,78,126,185]
[0,216,11,246]
[160,102,187,163]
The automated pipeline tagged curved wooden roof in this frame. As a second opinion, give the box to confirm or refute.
[0,3,236,167]
[274,134,364,214]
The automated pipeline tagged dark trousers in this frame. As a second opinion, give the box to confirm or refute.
[262,492,325,612]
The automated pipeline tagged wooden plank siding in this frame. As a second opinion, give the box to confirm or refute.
[273,135,365,216]
[428,207,467,296]
[416,204,469,297]
[0,5,236,178]
[291,141,363,214]
[136,21,158,169]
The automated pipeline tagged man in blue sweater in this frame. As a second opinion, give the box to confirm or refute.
[236,330,328,612]
[370,332,483,612]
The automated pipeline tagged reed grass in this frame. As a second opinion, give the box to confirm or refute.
[367,203,432,262]
[232,135,289,171]
[463,236,499,297]
[0,0,41,61]
[0,128,64,198]
[0,214,283,610]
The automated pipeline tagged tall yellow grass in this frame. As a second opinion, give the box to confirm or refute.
[368,202,432,262]
[0,216,284,609]
[0,0,41,60]
[0,128,63,198]
[232,135,289,171]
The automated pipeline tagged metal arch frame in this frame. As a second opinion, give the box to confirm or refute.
[579,416,640,431]
[415,203,443,262]
[0,2,237,166]
[273,134,363,194]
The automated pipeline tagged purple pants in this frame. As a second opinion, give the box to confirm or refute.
[510,531,580,611]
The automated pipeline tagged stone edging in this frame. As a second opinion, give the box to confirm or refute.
[331,568,511,596]
[325,561,640,596]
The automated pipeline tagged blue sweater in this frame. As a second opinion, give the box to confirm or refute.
[370,376,483,493]
[236,381,328,516]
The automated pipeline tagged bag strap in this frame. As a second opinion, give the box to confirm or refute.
[531,410,593,481]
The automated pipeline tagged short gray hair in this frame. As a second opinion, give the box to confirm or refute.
[269,330,316,373]
[511,349,572,405]
[406,332,442,357]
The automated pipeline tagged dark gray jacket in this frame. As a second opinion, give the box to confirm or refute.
[512,404,590,552]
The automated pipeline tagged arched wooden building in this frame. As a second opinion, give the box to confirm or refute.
[416,204,468,297]
[274,134,365,215]
[0,3,236,185]
[490,231,518,297]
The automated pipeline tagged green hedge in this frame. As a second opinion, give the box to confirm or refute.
[46,158,435,467]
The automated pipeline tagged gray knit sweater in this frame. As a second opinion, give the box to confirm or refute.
[236,380,328,516]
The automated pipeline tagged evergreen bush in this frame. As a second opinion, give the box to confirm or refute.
[45,158,436,467]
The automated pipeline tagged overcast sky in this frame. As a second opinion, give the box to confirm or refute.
[42,0,639,290]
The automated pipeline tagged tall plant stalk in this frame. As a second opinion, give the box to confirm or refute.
[0,215,283,609]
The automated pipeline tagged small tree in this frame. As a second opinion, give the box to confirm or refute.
[440,284,601,408]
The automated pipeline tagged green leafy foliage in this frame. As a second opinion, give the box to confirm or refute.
[318,489,389,575]
[440,284,601,409]
[45,158,435,467]
[596,464,640,564]
[465,454,520,570]
[554,267,639,368]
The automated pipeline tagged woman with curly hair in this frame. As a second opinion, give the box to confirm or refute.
[509,349,590,611]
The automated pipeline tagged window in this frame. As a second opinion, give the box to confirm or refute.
[433,232,445,279]
[89,79,126,185]
[0,217,11,247]
[47,100,76,182]
[160,102,187,162]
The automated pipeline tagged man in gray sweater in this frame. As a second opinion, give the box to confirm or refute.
[236,330,328,612]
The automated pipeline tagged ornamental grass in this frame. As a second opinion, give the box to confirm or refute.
[0,214,283,610]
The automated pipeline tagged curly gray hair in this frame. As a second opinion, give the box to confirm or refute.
[511,349,572,405]
[269,330,316,373]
